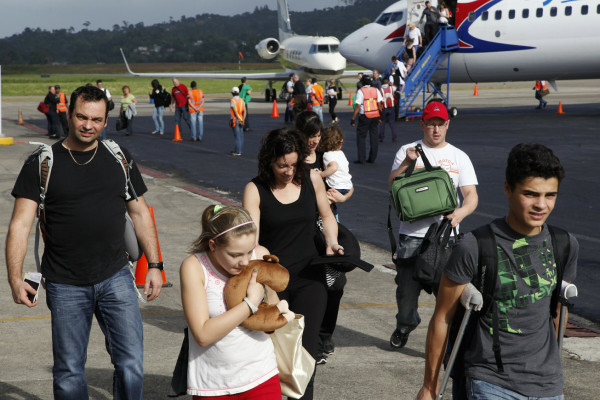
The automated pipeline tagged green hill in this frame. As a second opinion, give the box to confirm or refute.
[0,0,389,65]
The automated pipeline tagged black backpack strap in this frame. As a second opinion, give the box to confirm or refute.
[472,224,503,373]
[547,225,570,318]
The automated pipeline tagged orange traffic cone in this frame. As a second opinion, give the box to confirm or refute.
[17,108,24,125]
[557,101,565,114]
[473,84,479,96]
[348,92,353,106]
[172,124,183,142]
[271,99,280,118]
[134,206,172,288]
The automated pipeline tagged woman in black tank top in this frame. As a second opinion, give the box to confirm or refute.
[243,128,343,400]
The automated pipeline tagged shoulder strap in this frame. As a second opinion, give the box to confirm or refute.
[100,139,138,201]
[548,225,570,318]
[472,224,503,373]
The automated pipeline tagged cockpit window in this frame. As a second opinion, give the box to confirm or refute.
[310,44,340,54]
[375,12,403,25]
[330,44,339,53]
[317,44,329,53]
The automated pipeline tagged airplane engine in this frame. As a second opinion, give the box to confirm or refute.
[255,38,281,60]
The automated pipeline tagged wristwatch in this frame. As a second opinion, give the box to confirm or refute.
[148,262,164,271]
[243,297,258,314]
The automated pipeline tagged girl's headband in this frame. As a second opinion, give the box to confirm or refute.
[212,221,255,240]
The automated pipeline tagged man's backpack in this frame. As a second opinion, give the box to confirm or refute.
[446,224,571,398]
[30,139,142,278]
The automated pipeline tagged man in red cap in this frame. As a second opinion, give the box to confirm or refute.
[387,101,479,350]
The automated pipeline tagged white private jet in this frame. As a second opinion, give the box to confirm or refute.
[339,0,600,83]
[121,0,348,101]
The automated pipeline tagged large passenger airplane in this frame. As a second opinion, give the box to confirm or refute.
[339,0,600,83]
[121,0,347,100]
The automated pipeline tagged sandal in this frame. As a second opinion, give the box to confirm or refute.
[152,131,157,135]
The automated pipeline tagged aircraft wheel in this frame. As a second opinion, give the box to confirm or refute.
[271,89,276,102]
[337,87,343,100]
[449,107,458,118]
[265,90,271,102]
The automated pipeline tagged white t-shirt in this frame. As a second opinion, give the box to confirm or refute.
[406,27,422,47]
[100,87,112,100]
[187,252,278,396]
[390,140,478,237]
[355,85,383,115]
[323,150,353,190]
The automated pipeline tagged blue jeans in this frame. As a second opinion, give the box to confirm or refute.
[312,105,323,121]
[232,124,244,154]
[467,379,564,400]
[394,235,423,333]
[46,265,144,400]
[189,111,204,140]
[174,106,191,131]
[152,106,164,133]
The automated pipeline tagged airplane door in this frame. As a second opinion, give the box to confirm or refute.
[407,0,426,26]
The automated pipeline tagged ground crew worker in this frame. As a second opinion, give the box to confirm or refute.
[188,81,205,142]
[379,78,397,143]
[55,85,69,137]
[534,80,549,109]
[229,87,246,156]
[239,77,253,132]
[351,75,383,164]
[310,78,325,121]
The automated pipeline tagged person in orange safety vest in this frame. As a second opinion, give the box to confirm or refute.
[309,78,325,121]
[351,75,383,164]
[533,80,548,109]
[188,81,205,142]
[229,87,246,156]
[55,85,69,137]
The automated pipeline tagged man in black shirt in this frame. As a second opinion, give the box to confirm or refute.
[6,85,163,399]
[44,85,60,139]
[419,1,440,45]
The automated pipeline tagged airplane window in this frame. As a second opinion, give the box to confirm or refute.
[495,10,502,20]
[482,11,488,21]
[565,6,572,16]
[581,5,588,15]
[509,9,515,19]
[309,45,316,54]
[550,7,557,16]
[536,8,543,17]
[330,44,339,53]
[389,12,404,23]
[317,45,329,53]
[597,4,600,13]
[522,9,529,18]
[376,13,391,25]
[468,12,476,22]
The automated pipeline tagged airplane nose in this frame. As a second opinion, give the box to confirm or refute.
[340,29,368,59]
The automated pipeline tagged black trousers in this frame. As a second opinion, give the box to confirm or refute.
[57,111,69,137]
[45,112,59,137]
[356,114,380,163]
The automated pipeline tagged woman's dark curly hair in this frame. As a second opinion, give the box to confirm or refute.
[295,110,322,141]
[257,128,308,188]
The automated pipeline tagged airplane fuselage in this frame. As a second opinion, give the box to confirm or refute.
[340,0,600,82]
[278,36,347,81]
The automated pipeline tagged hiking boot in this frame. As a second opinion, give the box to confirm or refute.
[390,329,410,350]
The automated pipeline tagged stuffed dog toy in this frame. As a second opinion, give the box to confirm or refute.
[224,254,293,331]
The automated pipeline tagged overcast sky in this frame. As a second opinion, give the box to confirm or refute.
[0,0,347,39]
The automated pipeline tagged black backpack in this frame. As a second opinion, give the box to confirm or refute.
[158,89,171,107]
[446,224,570,398]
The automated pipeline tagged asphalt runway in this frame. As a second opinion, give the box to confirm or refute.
[15,82,600,325]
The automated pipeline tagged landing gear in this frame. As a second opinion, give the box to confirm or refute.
[337,87,343,100]
[265,90,271,102]
[271,88,276,101]
[264,81,276,102]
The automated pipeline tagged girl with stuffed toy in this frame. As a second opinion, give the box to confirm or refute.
[180,204,293,399]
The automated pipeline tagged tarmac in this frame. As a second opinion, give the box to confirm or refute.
[1,83,600,399]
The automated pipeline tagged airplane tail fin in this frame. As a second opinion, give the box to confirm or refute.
[277,0,293,41]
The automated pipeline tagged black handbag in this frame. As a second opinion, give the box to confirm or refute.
[116,114,128,131]
[313,222,374,273]
[413,218,460,294]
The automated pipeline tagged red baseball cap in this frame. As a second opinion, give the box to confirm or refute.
[422,102,449,121]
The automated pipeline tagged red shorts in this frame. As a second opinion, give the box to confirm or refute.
[193,375,281,400]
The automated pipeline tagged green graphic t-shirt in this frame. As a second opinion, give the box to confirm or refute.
[444,218,578,397]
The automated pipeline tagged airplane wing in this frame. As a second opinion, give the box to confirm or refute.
[120,49,290,80]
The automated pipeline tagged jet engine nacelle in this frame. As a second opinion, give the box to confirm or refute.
[255,38,281,60]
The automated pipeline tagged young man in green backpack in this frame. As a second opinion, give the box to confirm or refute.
[417,143,578,400]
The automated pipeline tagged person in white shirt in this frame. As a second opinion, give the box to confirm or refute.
[319,125,353,220]
[387,101,479,351]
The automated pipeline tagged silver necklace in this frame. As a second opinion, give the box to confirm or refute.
[65,143,98,166]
